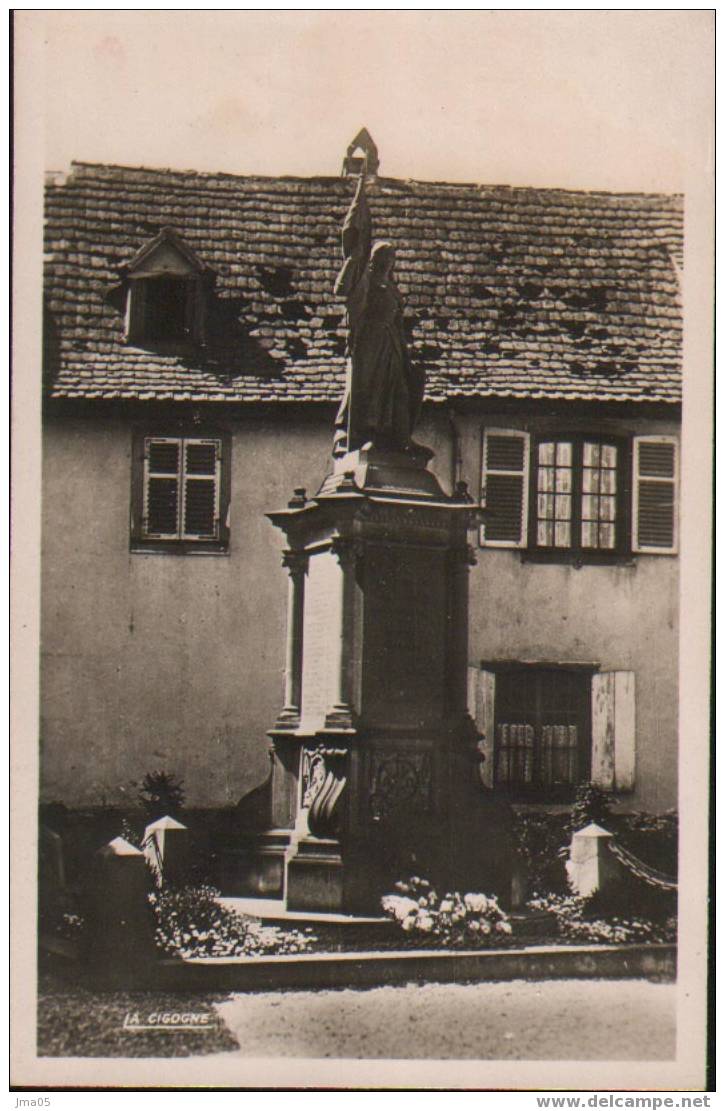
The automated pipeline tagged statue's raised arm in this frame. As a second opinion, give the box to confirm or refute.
[332,177,425,458]
[334,175,371,302]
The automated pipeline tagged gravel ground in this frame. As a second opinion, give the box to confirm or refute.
[37,973,239,1057]
[214,979,676,1061]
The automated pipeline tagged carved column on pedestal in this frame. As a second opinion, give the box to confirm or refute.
[324,536,362,730]
[275,549,308,728]
[448,542,478,719]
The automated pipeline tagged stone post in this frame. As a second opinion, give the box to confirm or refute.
[85,837,156,985]
[143,815,190,887]
[276,549,307,727]
[566,822,617,897]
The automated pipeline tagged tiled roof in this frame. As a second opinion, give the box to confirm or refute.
[43,162,683,406]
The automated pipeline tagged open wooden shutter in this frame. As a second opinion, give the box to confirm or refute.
[181,439,221,540]
[591,671,635,791]
[125,278,148,344]
[480,429,530,547]
[467,667,495,788]
[632,436,678,554]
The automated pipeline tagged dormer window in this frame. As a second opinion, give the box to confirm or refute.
[123,227,211,348]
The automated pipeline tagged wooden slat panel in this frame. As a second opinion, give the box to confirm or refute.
[591,672,615,789]
[614,671,636,791]
[467,667,495,788]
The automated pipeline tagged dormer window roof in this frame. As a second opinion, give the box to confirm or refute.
[122,227,212,348]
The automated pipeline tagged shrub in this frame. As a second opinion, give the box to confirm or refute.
[528,892,676,945]
[148,885,315,959]
[381,876,513,947]
[139,771,186,821]
[511,809,570,896]
[567,783,613,835]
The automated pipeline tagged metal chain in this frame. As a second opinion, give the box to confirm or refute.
[608,840,678,891]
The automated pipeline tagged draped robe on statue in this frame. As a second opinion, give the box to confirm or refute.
[333,177,425,456]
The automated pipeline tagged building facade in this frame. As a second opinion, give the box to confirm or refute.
[41,148,682,815]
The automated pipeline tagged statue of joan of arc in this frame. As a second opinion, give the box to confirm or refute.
[333,176,425,457]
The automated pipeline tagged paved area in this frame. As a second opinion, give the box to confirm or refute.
[215,978,676,1060]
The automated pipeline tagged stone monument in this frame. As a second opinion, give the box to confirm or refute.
[232,175,512,914]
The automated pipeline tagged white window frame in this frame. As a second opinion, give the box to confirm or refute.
[631,435,679,555]
[480,428,530,549]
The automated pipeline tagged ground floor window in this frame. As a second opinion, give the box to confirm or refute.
[493,667,592,798]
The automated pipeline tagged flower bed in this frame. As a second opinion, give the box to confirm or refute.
[527,893,676,945]
[381,877,513,948]
[149,885,316,959]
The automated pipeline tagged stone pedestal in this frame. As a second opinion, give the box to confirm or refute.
[235,444,512,914]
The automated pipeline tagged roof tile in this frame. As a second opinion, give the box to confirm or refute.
[43,162,682,407]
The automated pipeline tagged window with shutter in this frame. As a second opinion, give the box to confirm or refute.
[485,665,592,799]
[123,228,209,349]
[632,437,678,554]
[132,431,229,553]
[480,430,530,547]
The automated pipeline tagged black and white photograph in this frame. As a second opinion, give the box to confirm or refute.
[11,9,713,1093]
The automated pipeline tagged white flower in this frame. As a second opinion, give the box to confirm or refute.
[382,895,419,922]
[440,899,453,913]
[402,916,415,931]
[479,919,491,934]
[464,893,488,913]
[496,920,513,934]
[417,915,434,932]
[468,919,481,932]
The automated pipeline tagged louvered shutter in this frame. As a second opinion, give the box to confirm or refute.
[144,438,181,537]
[480,430,530,547]
[632,437,678,554]
[181,439,221,539]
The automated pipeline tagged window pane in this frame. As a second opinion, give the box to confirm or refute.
[582,467,599,493]
[539,442,555,465]
[599,523,615,549]
[583,442,600,466]
[601,444,617,468]
[555,468,572,492]
[555,494,571,520]
[600,495,616,521]
[581,521,596,547]
[148,440,180,475]
[581,495,595,519]
[556,442,572,466]
[538,493,553,518]
[600,468,616,494]
[554,521,571,546]
[538,467,554,492]
[537,520,553,546]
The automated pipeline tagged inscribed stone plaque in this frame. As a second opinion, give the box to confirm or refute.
[300,550,341,726]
